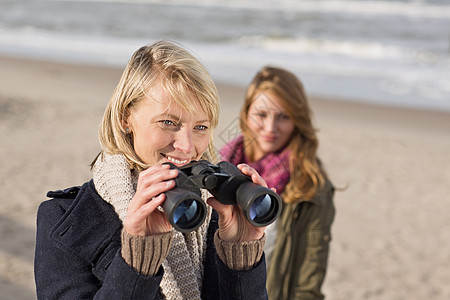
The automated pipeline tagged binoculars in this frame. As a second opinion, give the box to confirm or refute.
[162,160,282,232]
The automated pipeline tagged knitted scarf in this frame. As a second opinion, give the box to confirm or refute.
[220,135,291,195]
[92,153,211,300]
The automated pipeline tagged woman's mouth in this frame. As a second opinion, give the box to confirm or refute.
[261,135,277,142]
[163,154,190,165]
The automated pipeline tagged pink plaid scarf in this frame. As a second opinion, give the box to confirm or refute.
[220,135,291,194]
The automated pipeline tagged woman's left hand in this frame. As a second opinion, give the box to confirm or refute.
[207,164,271,243]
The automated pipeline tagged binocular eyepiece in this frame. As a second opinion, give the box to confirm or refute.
[162,160,282,232]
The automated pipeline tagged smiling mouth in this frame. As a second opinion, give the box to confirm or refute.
[262,135,277,142]
[163,154,190,165]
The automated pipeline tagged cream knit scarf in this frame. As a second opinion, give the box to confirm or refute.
[92,153,212,300]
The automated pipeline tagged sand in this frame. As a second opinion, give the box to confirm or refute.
[1,55,449,300]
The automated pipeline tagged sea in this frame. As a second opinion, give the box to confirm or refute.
[1,0,449,111]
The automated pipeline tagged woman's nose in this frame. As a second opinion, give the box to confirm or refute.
[263,116,276,132]
[173,129,194,154]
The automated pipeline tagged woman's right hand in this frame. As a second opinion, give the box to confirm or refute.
[123,164,178,236]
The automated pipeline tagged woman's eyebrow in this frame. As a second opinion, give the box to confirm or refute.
[153,113,181,121]
[153,112,209,124]
[253,106,278,113]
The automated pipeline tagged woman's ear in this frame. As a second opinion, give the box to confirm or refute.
[121,109,132,133]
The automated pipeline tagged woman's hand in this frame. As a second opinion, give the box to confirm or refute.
[207,164,271,243]
[123,164,178,236]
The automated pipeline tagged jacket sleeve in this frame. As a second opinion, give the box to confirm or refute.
[292,191,335,299]
[34,199,163,299]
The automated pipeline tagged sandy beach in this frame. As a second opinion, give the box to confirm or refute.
[1,55,449,300]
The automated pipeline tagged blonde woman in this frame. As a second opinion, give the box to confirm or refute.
[221,66,335,300]
[35,41,269,299]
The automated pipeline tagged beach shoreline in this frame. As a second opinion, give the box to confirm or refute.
[1,55,449,300]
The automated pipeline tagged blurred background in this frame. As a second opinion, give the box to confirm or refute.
[0,0,449,299]
[1,0,449,111]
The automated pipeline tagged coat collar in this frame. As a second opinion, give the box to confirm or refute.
[49,180,122,268]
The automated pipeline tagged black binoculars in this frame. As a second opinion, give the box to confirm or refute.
[162,160,282,232]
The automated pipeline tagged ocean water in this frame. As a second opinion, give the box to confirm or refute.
[0,0,449,111]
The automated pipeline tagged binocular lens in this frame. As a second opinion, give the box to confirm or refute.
[249,194,274,221]
[172,199,201,228]
[173,200,197,225]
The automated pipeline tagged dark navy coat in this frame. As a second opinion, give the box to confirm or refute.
[34,180,268,299]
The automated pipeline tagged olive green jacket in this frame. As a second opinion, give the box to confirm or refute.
[267,179,335,300]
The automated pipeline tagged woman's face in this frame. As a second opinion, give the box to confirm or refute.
[125,83,211,167]
[246,91,295,161]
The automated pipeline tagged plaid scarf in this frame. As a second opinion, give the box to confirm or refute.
[219,135,291,195]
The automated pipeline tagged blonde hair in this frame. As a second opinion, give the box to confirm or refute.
[239,66,325,203]
[96,40,219,170]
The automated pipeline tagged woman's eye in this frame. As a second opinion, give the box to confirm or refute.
[195,125,208,131]
[160,120,176,127]
[253,112,267,119]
